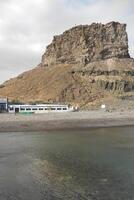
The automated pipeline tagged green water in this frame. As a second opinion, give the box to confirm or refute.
[0,126,134,199]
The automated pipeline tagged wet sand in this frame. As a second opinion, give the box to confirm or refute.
[0,110,134,132]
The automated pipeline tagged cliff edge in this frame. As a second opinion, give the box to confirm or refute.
[0,22,134,110]
[42,22,130,66]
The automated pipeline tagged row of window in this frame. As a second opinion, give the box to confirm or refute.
[9,107,67,111]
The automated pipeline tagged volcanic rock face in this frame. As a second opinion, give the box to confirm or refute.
[0,22,134,109]
[42,22,130,66]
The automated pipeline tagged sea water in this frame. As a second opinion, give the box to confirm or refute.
[0,126,134,200]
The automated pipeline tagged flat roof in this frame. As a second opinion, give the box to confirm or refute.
[9,104,68,107]
[0,98,8,103]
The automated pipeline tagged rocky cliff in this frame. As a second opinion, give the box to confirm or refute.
[0,22,134,110]
[42,22,130,66]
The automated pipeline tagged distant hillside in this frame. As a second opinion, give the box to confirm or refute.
[0,22,134,109]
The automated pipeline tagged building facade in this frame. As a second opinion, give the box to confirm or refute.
[0,98,8,112]
[8,104,74,114]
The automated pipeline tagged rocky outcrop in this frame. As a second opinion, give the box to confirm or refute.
[42,22,130,66]
[71,58,134,93]
[0,22,134,109]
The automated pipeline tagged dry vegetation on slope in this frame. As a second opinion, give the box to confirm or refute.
[0,64,73,102]
[0,58,134,109]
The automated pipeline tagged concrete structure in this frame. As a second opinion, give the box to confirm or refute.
[8,104,74,114]
[0,98,8,112]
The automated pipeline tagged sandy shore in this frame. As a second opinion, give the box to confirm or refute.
[0,110,134,132]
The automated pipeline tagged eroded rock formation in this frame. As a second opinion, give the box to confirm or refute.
[42,22,130,66]
[0,22,134,109]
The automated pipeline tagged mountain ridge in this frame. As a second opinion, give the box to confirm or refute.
[0,21,134,109]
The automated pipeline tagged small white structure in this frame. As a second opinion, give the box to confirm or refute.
[101,104,106,111]
[8,104,74,114]
[101,104,106,109]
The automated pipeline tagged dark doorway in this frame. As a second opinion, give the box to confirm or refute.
[15,108,19,113]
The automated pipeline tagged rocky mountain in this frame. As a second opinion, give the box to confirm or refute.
[42,22,130,66]
[0,22,134,109]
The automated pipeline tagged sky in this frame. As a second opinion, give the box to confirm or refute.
[0,0,134,83]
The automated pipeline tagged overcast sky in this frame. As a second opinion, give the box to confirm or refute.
[0,0,133,83]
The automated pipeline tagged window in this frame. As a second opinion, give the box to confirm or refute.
[0,103,6,111]
[57,108,61,110]
[39,108,43,110]
[26,108,31,111]
[51,108,55,110]
[20,108,25,111]
[45,108,48,110]
[9,107,14,111]
[32,108,37,111]
[63,108,67,110]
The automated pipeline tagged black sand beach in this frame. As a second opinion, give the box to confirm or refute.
[0,111,134,132]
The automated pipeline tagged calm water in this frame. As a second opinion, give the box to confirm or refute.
[0,127,134,200]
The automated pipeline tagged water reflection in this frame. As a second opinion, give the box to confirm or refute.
[0,127,134,199]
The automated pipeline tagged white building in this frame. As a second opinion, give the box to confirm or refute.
[8,104,74,114]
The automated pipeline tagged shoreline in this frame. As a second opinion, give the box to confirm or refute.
[0,111,134,132]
